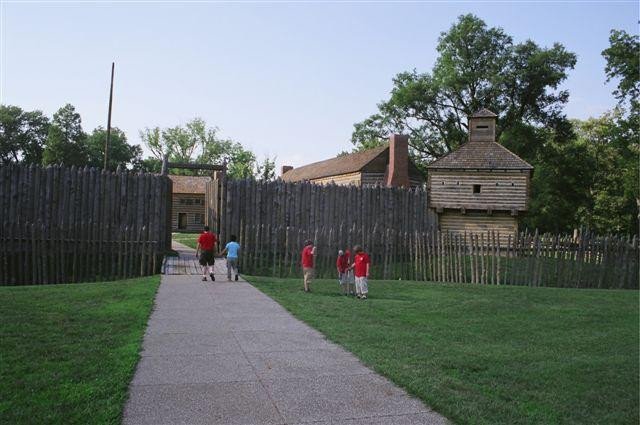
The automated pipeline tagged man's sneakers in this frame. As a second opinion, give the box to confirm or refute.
[202,276,207,281]
[210,273,215,281]
[235,275,239,281]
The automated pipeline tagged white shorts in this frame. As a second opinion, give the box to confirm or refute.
[355,276,368,294]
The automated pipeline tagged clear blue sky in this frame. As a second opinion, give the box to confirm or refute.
[1,1,638,169]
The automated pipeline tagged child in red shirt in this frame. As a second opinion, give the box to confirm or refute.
[301,240,316,292]
[196,226,217,282]
[350,245,370,300]
[336,250,349,295]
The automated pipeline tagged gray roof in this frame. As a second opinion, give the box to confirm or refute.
[471,108,498,118]
[427,141,533,170]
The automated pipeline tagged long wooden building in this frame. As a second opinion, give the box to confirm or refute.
[168,175,210,233]
[426,109,533,243]
[281,134,424,188]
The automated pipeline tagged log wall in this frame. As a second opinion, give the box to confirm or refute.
[206,178,437,246]
[0,164,171,285]
[429,170,528,211]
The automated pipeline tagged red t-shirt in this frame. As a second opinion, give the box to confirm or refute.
[198,232,217,251]
[301,245,314,268]
[336,255,348,273]
[353,252,370,277]
[344,250,351,266]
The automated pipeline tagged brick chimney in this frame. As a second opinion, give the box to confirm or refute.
[386,134,410,188]
[281,165,293,176]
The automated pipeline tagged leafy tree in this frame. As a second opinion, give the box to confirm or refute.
[351,14,576,165]
[571,111,638,234]
[255,156,276,181]
[522,129,595,233]
[139,118,257,179]
[139,157,162,173]
[602,29,640,107]
[0,105,50,165]
[86,126,143,170]
[42,104,88,166]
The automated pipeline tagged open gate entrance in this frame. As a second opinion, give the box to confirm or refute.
[160,155,226,243]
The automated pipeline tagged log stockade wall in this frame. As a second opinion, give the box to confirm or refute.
[0,164,172,285]
[234,224,638,289]
[206,178,437,245]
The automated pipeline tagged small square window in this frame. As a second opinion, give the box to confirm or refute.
[473,184,481,194]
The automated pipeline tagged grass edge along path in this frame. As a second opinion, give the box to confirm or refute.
[0,276,160,425]
[246,276,639,425]
[172,232,199,250]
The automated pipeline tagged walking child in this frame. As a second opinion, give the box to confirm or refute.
[336,250,349,295]
[219,235,240,281]
[350,245,370,299]
[196,226,217,281]
[301,240,316,292]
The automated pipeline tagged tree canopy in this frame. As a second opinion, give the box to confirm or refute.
[42,104,88,167]
[86,126,143,170]
[0,105,50,165]
[351,14,577,164]
[139,118,259,179]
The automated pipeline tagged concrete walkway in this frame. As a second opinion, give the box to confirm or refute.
[123,245,447,425]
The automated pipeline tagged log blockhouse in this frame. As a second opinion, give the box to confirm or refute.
[169,175,211,233]
[427,109,533,243]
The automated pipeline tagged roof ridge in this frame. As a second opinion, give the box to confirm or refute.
[282,144,389,181]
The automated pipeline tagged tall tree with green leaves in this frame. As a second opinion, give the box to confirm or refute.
[0,105,50,165]
[351,14,577,165]
[571,111,638,234]
[86,126,143,170]
[255,156,277,181]
[139,118,257,179]
[42,104,88,166]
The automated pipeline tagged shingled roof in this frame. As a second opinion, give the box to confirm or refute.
[281,145,389,182]
[169,175,211,194]
[471,108,498,118]
[427,141,533,170]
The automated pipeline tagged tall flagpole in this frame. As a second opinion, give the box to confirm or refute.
[104,62,115,170]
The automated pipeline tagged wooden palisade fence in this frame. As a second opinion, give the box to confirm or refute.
[206,178,437,246]
[234,224,638,289]
[0,164,172,285]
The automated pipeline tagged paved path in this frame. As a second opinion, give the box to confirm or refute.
[123,244,447,425]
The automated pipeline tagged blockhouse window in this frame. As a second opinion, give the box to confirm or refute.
[476,125,489,129]
[473,184,481,194]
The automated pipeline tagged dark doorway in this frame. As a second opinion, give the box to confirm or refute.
[178,213,187,230]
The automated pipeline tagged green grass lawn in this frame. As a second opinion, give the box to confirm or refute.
[172,232,199,249]
[0,276,160,424]
[246,276,639,425]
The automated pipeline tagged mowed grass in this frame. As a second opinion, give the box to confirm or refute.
[172,232,199,249]
[0,276,160,424]
[246,276,639,425]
